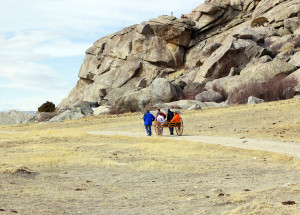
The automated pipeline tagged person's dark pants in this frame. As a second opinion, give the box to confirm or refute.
[169,127,174,135]
[145,125,152,136]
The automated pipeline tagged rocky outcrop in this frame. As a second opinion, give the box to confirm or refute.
[195,90,223,103]
[115,78,182,113]
[152,100,226,110]
[289,51,300,67]
[221,60,297,94]
[59,0,300,115]
[59,15,194,109]
[93,106,111,116]
[287,68,300,94]
[0,110,34,125]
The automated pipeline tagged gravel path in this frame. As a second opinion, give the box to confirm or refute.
[0,131,28,134]
[87,131,300,159]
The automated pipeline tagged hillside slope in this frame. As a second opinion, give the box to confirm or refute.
[0,98,300,214]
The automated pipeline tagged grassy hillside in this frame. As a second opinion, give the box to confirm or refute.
[0,98,300,214]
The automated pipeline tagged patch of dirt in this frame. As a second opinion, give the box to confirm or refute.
[1,167,38,177]
[87,131,300,159]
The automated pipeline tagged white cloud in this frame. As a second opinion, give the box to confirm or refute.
[0,0,203,32]
[0,31,90,61]
[0,62,66,90]
[0,93,67,112]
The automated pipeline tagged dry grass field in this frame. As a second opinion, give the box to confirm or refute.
[1,98,300,214]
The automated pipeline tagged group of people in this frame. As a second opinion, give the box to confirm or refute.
[143,108,180,136]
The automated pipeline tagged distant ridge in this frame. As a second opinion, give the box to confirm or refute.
[0,110,35,125]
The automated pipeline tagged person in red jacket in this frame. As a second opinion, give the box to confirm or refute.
[170,111,181,123]
[155,109,166,120]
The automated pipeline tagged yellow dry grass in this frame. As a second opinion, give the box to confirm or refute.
[0,98,300,214]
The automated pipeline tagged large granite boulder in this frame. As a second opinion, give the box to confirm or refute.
[152,100,225,110]
[253,0,300,24]
[115,78,181,113]
[286,68,300,93]
[186,3,225,30]
[195,90,224,103]
[223,60,297,94]
[284,17,300,34]
[289,51,300,67]
[193,37,267,84]
[93,106,111,116]
[49,110,85,122]
[59,15,195,109]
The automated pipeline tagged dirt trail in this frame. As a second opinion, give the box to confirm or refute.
[0,131,28,134]
[87,131,300,159]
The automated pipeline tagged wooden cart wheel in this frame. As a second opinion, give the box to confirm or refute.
[154,122,159,135]
[155,121,163,136]
[175,118,183,136]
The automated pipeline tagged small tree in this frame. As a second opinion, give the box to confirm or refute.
[251,17,269,28]
[38,101,56,113]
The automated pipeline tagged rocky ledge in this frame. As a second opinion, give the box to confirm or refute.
[53,0,300,121]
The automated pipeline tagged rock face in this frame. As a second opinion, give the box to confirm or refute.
[195,90,223,103]
[0,110,34,125]
[115,78,182,113]
[59,0,300,113]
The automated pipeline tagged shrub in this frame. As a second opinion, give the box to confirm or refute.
[228,82,262,104]
[228,77,297,104]
[38,101,56,113]
[196,60,203,67]
[251,17,269,28]
[109,105,117,115]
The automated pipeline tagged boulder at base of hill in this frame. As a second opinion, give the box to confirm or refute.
[115,78,181,113]
[93,106,111,116]
[188,104,202,110]
[223,60,297,94]
[49,109,85,122]
[49,106,93,122]
[195,89,224,103]
[152,100,226,110]
[248,96,265,105]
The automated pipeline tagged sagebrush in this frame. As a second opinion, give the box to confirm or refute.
[228,77,297,104]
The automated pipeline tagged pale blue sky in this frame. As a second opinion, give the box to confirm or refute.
[0,0,204,111]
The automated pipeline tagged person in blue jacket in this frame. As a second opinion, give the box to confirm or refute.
[143,110,155,136]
